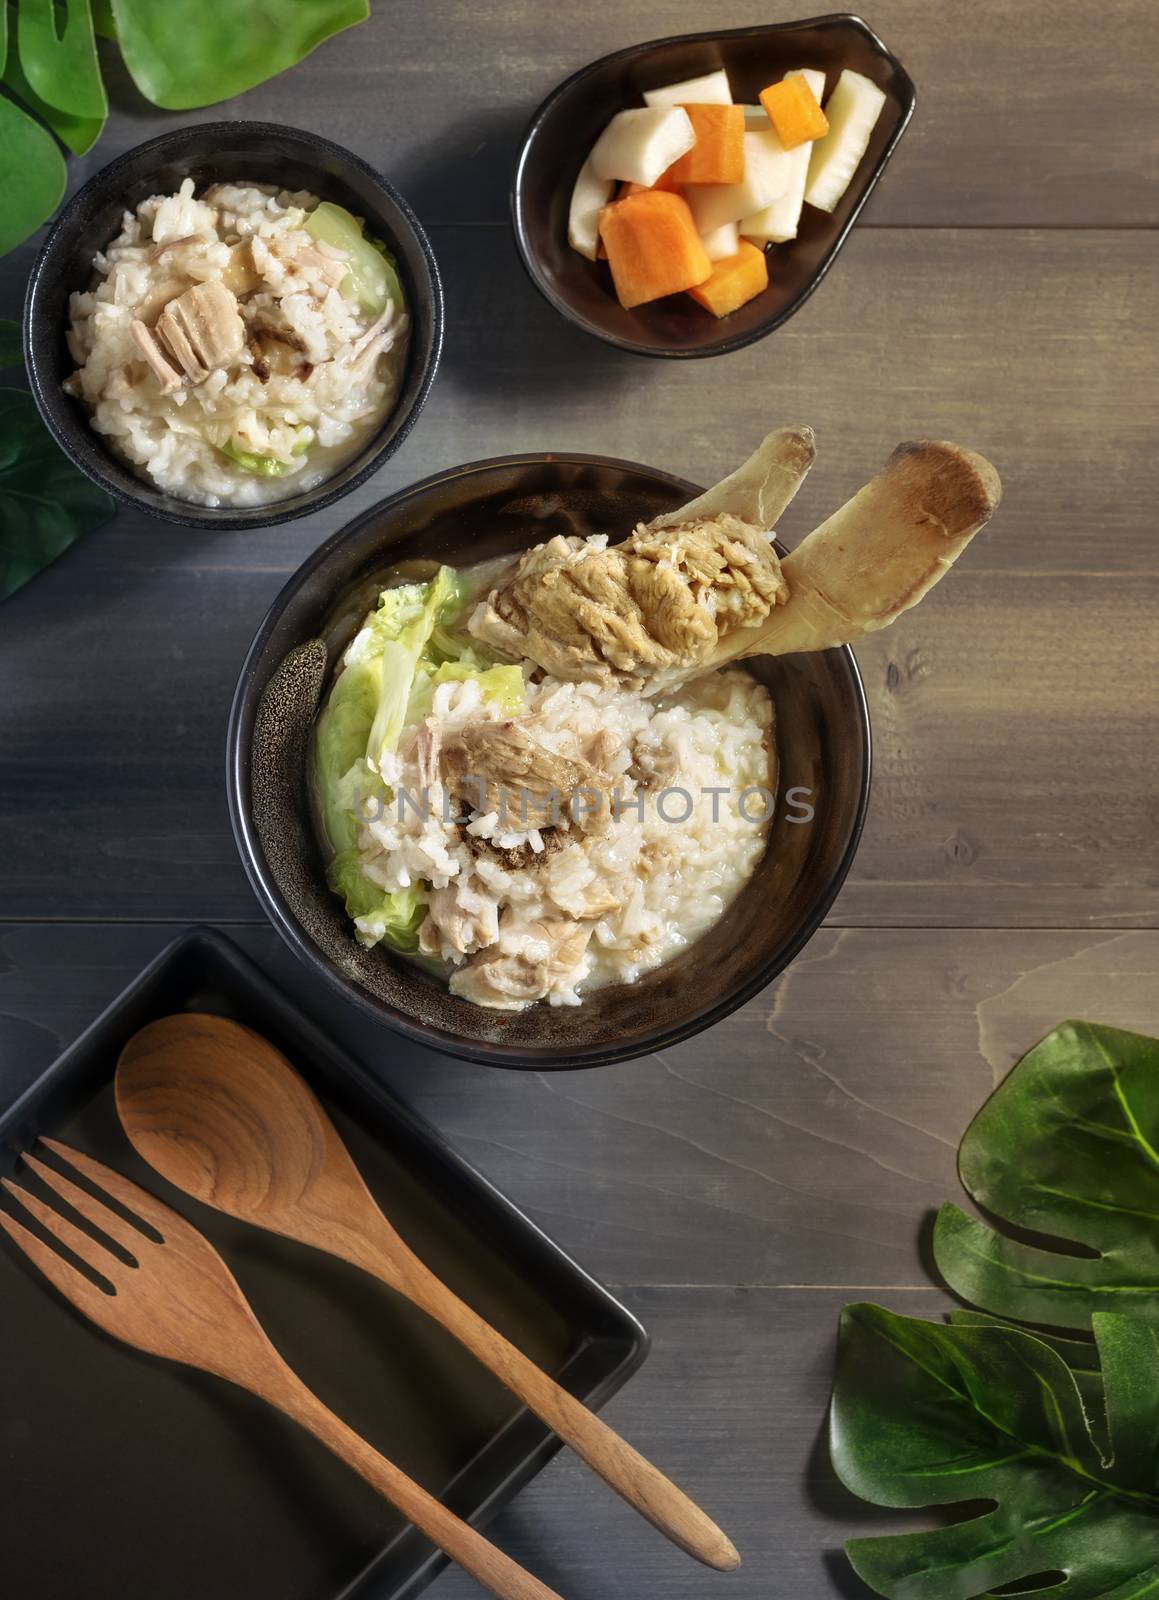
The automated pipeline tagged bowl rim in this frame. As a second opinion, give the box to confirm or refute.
[226,451,873,1069]
[22,119,444,531]
[510,12,916,359]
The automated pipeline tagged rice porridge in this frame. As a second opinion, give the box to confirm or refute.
[65,180,408,506]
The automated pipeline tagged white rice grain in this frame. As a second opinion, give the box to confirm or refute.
[66,181,409,507]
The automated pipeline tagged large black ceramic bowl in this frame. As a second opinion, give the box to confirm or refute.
[24,122,443,531]
[512,14,915,358]
[227,455,871,1068]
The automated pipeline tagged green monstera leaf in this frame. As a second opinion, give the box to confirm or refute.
[832,1304,1159,1599]
[949,1309,1111,1458]
[934,1021,1159,1333]
[17,0,107,120]
[0,0,373,258]
[3,41,105,155]
[111,0,369,110]
[0,389,116,598]
[0,92,67,252]
[0,319,21,367]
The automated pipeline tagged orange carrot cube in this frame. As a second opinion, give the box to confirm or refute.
[620,164,683,197]
[598,191,712,309]
[651,163,684,193]
[759,76,829,149]
[665,104,745,185]
[686,239,769,317]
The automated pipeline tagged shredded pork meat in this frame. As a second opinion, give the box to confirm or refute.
[130,280,246,392]
[442,718,610,832]
[450,918,593,1010]
[469,513,788,687]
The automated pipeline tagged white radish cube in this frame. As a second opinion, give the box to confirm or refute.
[590,106,695,188]
[794,66,828,101]
[699,221,740,261]
[740,104,770,130]
[792,66,828,105]
[567,156,615,260]
[805,68,886,213]
[740,70,826,243]
[741,147,810,243]
[685,129,792,232]
[643,68,732,108]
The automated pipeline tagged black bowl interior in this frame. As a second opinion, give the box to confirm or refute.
[24,122,442,530]
[229,457,870,1068]
[512,14,915,358]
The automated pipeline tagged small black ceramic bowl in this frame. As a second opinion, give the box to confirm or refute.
[512,14,915,358]
[227,454,871,1069]
[24,122,443,530]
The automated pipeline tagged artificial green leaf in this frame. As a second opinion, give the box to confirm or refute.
[0,319,21,368]
[949,1310,1101,1375]
[1,5,8,73]
[3,34,104,153]
[90,0,115,38]
[17,0,107,119]
[0,94,67,253]
[948,1309,1110,1458]
[934,1021,1159,1333]
[111,0,369,111]
[0,389,115,597]
[832,1304,1159,1599]
[1094,1313,1159,1491]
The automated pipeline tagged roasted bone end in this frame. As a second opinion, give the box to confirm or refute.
[885,440,1003,539]
[650,424,817,532]
[716,438,1003,662]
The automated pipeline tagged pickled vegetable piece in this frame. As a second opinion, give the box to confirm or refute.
[687,240,769,317]
[684,130,792,231]
[805,69,887,213]
[699,221,740,261]
[568,157,615,259]
[666,104,745,185]
[759,75,829,149]
[598,191,712,309]
[590,106,695,188]
[643,69,732,107]
[741,69,827,243]
[620,165,682,197]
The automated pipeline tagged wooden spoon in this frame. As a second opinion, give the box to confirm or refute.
[1,1140,564,1600]
[115,1013,740,1573]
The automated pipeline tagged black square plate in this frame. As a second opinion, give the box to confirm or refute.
[512,13,916,357]
[0,928,648,1600]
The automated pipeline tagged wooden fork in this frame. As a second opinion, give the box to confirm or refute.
[0,1140,566,1600]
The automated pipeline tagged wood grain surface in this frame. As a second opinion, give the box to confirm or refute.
[3,229,1156,926]
[1,1,1157,1595]
[7,0,1153,230]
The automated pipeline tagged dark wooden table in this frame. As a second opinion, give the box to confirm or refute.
[2,3,1157,1594]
